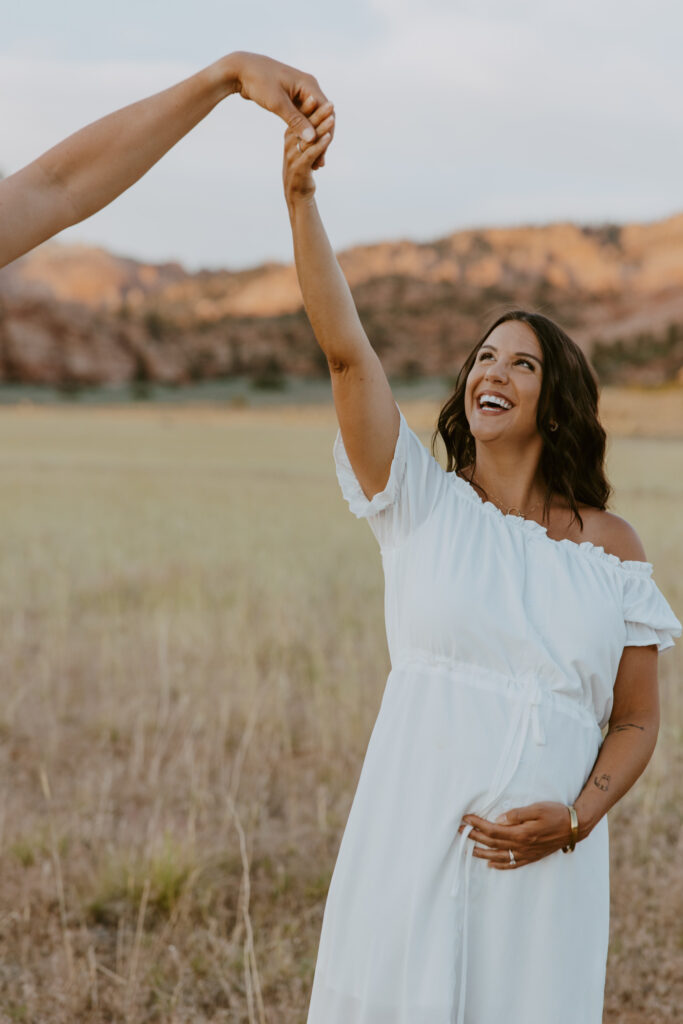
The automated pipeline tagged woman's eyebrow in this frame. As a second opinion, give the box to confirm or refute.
[480,343,543,365]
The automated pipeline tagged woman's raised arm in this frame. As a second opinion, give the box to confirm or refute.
[0,51,331,269]
[283,98,399,502]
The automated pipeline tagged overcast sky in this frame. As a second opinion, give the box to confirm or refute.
[2,0,682,270]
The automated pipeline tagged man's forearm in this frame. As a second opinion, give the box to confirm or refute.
[574,714,659,841]
[1,51,330,269]
[39,55,238,225]
[0,54,239,267]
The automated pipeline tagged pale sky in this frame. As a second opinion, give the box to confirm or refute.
[2,0,682,270]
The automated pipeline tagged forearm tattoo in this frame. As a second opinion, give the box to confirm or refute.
[590,724,646,796]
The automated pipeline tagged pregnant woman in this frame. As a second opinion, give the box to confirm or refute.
[283,101,682,1023]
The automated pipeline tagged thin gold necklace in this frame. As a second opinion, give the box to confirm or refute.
[466,470,543,519]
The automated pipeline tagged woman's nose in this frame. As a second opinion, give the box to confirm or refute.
[485,363,507,382]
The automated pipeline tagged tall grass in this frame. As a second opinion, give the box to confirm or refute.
[0,392,680,1023]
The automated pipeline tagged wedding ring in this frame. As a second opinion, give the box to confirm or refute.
[297,140,303,153]
[508,849,516,865]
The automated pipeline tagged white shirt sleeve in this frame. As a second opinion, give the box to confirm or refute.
[333,405,447,550]
[621,566,682,653]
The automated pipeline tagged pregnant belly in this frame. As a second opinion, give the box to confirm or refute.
[319,660,604,1012]
[351,660,602,848]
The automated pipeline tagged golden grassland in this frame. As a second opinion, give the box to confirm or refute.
[0,386,681,1023]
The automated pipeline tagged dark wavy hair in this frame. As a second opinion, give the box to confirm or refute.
[432,309,612,531]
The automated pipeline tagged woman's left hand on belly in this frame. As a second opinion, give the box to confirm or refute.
[457,802,573,869]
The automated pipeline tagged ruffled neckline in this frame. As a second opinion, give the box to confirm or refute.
[449,472,654,575]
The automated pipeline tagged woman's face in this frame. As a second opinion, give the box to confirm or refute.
[464,320,545,445]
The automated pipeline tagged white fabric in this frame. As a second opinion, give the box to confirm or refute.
[306,406,682,1024]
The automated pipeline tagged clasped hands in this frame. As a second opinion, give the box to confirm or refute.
[229,51,335,168]
[283,96,335,206]
[458,800,577,870]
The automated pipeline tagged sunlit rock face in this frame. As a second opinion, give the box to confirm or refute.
[1,213,682,386]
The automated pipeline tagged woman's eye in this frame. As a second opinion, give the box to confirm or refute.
[478,352,534,370]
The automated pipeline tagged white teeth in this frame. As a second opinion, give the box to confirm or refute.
[479,393,512,410]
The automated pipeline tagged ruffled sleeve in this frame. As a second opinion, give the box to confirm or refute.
[333,405,446,549]
[622,564,682,653]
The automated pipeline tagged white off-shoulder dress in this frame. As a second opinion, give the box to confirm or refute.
[306,407,682,1024]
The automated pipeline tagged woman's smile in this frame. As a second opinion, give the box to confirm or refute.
[476,405,512,416]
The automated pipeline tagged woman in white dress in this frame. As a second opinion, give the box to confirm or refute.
[283,101,682,1024]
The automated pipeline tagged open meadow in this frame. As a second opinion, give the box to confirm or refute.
[0,387,681,1023]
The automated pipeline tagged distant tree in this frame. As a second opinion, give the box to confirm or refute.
[250,355,286,390]
[590,320,683,385]
[58,379,85,400]
[130,355,152,400]
[665,322,680,347]
[399,358,422,382]
[143,310,168,341]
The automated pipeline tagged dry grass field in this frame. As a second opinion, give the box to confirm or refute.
[0,386,681,1023]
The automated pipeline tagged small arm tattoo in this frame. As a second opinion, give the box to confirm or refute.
[611,722,645,733]
[594,773,611,792]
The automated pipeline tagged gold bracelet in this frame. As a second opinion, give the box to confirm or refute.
[561,804,579,852]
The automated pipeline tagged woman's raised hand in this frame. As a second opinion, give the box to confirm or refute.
[283,96,335,208]
[283,90,398,507]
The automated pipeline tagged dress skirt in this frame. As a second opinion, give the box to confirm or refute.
[307,655,610,1024]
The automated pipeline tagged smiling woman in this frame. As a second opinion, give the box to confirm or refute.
[435,310,613,539]
[282,103,682,1024]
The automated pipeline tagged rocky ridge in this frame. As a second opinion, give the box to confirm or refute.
[1,212,682,388]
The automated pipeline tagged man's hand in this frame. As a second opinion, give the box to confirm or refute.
[458,801,576,869]
[229,51,335,168]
